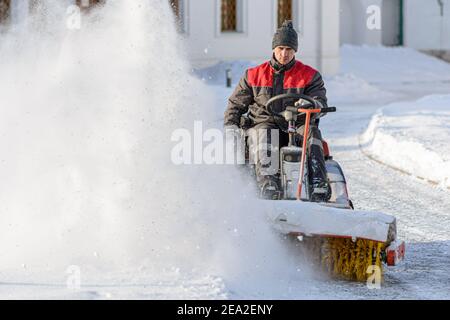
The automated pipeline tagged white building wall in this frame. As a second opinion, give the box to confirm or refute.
[381,0,401,46]
[8,0,76,26]
[318,0,340,74]
[184,0,274,66]
[341,0,450,50]
[2,0,341,75]
[184,0,340,75]
[10,0,29,25]
[340,0,383,45]
[404,0,450,50]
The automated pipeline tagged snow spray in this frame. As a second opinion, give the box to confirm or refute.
[0,0,311,295]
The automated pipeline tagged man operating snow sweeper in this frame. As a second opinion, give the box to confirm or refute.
[222,21,406,282]
[224,20,331,201]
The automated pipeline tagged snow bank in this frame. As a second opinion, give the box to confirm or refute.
[327,45,450,104]
[325,73,397,104]
[361,94,450,189]
[340,45,450,84]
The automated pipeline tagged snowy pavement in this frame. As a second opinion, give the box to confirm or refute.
[0,272,228,300]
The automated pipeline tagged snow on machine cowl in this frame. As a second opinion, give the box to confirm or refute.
[235,93,405,281]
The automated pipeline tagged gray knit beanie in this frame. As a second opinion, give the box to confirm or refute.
[272,20,298,52]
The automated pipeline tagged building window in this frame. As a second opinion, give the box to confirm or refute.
[277,0,292,28]
[221,0,236,32]
[220,0,244,33]
[169,0,180,18]
[169,0,186,33]
[0,0,10,25]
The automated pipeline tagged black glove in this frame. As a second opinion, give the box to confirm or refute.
[312,97,326,119]
[313,97,325,109]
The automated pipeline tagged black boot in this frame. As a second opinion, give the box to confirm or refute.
[307,126,330,202]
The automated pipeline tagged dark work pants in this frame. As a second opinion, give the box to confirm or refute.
[246,122,328,187]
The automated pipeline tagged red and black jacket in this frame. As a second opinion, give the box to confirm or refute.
[224,56,328,128]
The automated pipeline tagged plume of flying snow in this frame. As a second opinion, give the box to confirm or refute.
[0,0,312,296]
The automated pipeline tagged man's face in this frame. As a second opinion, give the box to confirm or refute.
[273,46,295,65]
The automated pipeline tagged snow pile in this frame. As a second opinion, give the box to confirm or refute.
[327,45,450,104]
[340,45,450,84]
[0,0,310,294]
[325,73,396,105]
[361,94,450,189]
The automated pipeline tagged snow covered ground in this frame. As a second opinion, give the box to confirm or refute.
[1,1,450,300]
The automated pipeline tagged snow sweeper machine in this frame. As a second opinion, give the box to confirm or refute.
[235,93,405,282]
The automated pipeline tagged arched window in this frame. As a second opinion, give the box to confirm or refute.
[0,0,10,24]
[278,0,292,28]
